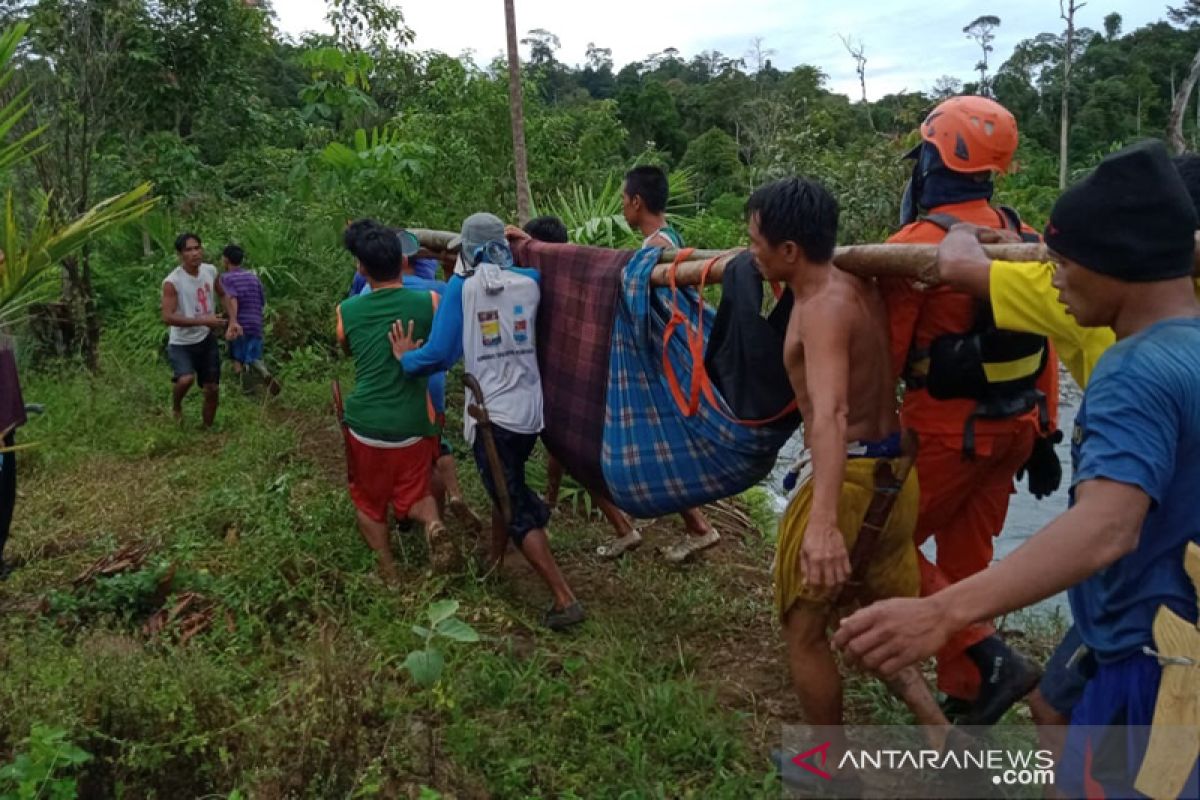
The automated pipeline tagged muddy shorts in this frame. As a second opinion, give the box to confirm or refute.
[773,455,920,619]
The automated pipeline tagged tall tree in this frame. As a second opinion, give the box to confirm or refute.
[1103,12,1122,41]
[22,0,142,367]
[963,15,1001,95]
[838,34,874,131]
[325,0,413,52]
[1059,0,1085,188]
[0,22,154,337]
[932,75,964,99]
[1167,1,1200,153]
[580,42,615,98]
[503,0,532,224]
[746,37,774,73]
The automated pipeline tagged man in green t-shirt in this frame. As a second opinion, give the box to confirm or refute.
[336,219,448,581]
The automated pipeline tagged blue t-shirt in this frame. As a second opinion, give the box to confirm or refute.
[348,259,437,298]
[1068,317,1200,662]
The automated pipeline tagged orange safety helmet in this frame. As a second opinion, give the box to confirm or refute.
[920,96,1018,174]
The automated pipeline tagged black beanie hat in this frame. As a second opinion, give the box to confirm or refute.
[1044,140,1198,282]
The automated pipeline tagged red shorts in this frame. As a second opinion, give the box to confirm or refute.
[345,433,438,523]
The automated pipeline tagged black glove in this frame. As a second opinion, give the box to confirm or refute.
[1017,430,1064,500]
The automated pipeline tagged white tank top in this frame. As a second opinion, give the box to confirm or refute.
[642,227,682,249]
[459,263,544,444]
[163,264,218,346]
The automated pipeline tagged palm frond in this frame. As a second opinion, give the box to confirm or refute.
[535,168,701,249]
[0,23,159,327]
[535,174,636,248]
[0,184,159,326]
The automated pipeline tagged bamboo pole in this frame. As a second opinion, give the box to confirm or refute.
[651,244,1047,287]
[411,229,1200,287]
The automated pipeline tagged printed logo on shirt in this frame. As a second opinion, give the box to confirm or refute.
[478,309,501,346]
[513,305,528,344]
[196,285,211,315]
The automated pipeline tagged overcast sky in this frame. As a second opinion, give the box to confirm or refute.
[274,1,1172,100]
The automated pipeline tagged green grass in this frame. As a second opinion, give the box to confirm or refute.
[0,350,1068,797]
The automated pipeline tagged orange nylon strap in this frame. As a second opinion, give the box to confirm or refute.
[664,251,800,425]
[662,248,700,416]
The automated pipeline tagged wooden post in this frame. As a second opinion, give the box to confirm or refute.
[503,0,533,225]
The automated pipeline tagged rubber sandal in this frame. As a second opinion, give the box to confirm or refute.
[660,529,721,563]
[425,521,456,572]
[596,531,643,560]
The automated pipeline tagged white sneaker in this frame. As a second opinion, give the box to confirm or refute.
[596,531,643,560]
[660,528,721,563]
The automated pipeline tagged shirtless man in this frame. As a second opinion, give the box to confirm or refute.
[747,178,948,792]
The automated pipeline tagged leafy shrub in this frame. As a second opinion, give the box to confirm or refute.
[0,725,91,800]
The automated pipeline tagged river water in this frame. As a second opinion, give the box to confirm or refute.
[763,381,1082,618]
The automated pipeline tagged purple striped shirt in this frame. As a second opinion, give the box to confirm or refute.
[219,268,265,338]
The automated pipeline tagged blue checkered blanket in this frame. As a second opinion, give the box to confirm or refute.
[601,248,796,517]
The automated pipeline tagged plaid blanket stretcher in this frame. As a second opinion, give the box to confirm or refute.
[601,248,794,517]
[512,238,629,497]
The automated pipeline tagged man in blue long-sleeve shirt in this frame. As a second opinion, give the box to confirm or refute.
[391,212,585,631]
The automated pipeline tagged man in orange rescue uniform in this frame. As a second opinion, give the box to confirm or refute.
[882,96,1060,725]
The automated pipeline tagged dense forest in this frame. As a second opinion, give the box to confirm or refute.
[1,0,1200,363]
[0,1,1196,796]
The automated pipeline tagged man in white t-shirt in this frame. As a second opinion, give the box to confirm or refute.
[161,232,229,428]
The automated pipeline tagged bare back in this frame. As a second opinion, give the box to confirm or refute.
[785,267,899,445]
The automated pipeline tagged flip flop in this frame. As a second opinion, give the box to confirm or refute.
[596,531,643,560]
[425,521,457,573]
[660,529,721,563]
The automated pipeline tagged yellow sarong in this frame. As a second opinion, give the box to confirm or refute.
[774,457,920,620]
